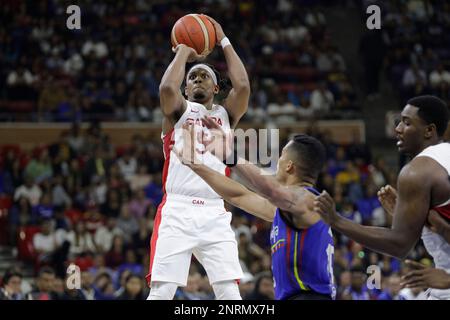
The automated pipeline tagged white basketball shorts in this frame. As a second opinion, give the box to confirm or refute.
[146,193,243,287]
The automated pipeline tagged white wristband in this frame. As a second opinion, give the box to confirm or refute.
[220,37,231,48]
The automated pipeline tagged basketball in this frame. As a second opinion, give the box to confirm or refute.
[171,14,216,55]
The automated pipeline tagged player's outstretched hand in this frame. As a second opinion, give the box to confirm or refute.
[401,260,450,290]
[199,116,233,161]
[172,44,208,63]
[314,191,339,225]
[171,123,200,168]
[377,184,397,216]
[201,15,226,43]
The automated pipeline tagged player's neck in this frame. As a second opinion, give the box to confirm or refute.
[284,176,313,187]
[414,138,443,157]
[203,100,214,110]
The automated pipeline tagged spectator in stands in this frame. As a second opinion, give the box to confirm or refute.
[80,271,95,300]
[101,189,122,218]
[267,90,298,124]
[26,267,59,300]
[8,196,33,244]
[32,219,66,265]
[429,63,450,89]
[128,189,152,220]
[0,267,24,300]
[131,218,150,262]
[104,235,125,269]
[117,249,143,278]
[94,216,123,254]
[176,272,210,300]
[66,221,96,258]
[402,63,427,90]
[14,175,43,206]
[310,82,334,117]
[6,65,36,101]
[117,274,146,300]
[24,149,53,184]
[356,182,381,224]
[244,272,274,300]
[377,274,402,300]
[32,192,54,222]
[92,272,115,300]
[117,150,138,182]
[51,175,72,209]
[117,205,138,244]
[342,265,370,300]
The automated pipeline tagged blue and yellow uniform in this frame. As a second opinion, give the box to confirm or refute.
[270,187,336,300]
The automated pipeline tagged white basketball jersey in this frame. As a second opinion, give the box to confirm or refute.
[162,100,230,199]
[416,142,450,299]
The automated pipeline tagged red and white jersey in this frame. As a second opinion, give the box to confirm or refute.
[416,143,450,298]
[161,100,231,199]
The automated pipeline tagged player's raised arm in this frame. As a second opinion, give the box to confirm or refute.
[315,158,433,259]
[204,16,250,127]
[159,45,205,122]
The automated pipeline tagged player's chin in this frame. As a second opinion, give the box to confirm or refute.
[193,92,207,102]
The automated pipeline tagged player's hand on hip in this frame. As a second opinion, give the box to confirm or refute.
[201,15,226,43]
[171,123,201,168]
[401,260,450,290]
[314,191,339,225]
[377,184,397,216]
[172,44,207,63]
[199,116,233,161]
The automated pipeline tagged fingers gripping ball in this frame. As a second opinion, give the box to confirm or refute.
[171,14,216,55]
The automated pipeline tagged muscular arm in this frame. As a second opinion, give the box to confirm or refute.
[189,162,276,221]
[231,158,313,218]
[222,44,250,127]
[323,160,430,259]
[159,45,197,133]
[206,16,250,127]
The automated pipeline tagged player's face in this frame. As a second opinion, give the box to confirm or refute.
[185,69,219,104]
[395,104,428,156]
[276,142,295,182]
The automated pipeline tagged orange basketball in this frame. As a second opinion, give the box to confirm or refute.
[171,14,216,55]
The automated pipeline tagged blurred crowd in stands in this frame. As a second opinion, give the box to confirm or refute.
[0,0,446,301]
[0,0,359,122]
[359,0,450,105]
[0,122,433,300]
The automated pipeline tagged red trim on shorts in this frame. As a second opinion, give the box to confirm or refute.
[161,129,174,193]
[146,193,167,286]
[145,129,174,286]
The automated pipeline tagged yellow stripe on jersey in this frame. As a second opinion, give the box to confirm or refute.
[293,231,309,291]
[271,239,285,251]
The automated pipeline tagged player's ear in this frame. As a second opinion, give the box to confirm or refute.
[213,85,219,94]
[424,124,435,139]
[286,160,295,173]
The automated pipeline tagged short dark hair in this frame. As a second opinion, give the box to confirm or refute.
[287,134,326,181]
[2,268,22,286]
[407,95,449,136]
[38,266,55,277]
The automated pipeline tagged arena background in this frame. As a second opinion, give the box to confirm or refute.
[0,0,449,300]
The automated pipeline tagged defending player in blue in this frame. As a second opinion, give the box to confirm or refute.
[173,122,336,300]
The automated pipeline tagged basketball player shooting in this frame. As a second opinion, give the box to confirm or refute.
[314,95,450,300]
[146,15,250,300]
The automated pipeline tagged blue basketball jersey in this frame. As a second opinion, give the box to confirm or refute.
[270,187,336,300]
